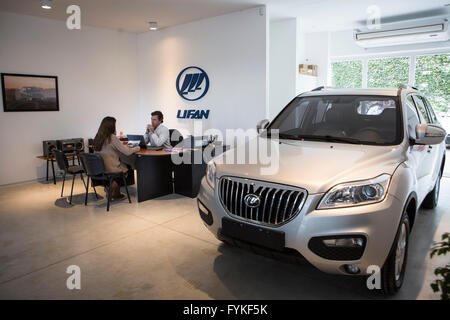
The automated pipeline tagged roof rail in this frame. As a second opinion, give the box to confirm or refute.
[398,84,418,91]
[311,86,336,91]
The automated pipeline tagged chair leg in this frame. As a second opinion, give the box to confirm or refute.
[80,173,86,189]
[122,175,131,203]
[84,176,90,206]
[69,173,75,204]
[61,173,66,197]
[51,159,56,185]
[92,182,99,199]
[106,178,112,212]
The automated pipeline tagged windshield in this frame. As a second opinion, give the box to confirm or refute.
[267,95,402,145]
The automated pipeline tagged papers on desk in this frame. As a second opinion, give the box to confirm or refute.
[163,148,183,153]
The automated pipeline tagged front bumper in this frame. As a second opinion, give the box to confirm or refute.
[197,176,402,275]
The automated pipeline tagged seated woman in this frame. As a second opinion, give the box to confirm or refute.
[93,116,140,199]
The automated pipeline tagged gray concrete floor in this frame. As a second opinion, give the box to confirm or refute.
[0,153,449,300]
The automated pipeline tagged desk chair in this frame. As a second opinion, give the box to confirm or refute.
[169,129,184,147]
[78,152,99,205]
[88,138,94,153]
[54,150,86,204]
[79,153,131,212]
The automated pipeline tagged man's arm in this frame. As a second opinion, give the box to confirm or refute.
[150,126,170,147]
[143,132,150,144]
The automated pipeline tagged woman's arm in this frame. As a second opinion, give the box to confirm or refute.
[110,135,140,155]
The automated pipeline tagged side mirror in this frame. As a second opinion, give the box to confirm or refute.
[414,123,446,145]
[256,119,270,134]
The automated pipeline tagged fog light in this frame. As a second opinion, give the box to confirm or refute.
[198,200,213,226]
[343,264,360,274]
[198,200,208,213]
[323,237,364,247]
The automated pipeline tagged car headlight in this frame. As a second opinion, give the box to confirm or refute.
[206,162,216,189]
[317,174,391,209]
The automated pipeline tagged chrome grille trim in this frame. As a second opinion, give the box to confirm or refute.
[218,176,308,227]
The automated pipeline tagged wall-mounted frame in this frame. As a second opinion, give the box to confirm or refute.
[299,64,318,77]
[1,73,59,112]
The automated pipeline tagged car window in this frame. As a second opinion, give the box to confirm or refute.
[276,99,310,132]
[406,95,420,139]
[422,96,438,123]
[413,95,431,124]
[268,95,401,145]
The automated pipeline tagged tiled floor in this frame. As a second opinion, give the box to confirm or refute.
[0,156,449,299]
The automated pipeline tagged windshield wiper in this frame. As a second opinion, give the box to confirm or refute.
[296,135,362,144]
[268,133,362,144]
[266,132,302,140]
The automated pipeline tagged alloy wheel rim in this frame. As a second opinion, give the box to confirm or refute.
[394,223,407,281]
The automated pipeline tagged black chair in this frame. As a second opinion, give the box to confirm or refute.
[169,129,184,147]
[78,152,99,205]
[54,150,86,204]
[87,138,94,153]
[79,153,131,212]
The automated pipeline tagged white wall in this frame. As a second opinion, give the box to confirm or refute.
[136,7,269,137]
[268,19,297,120]
[0,8,270,185]
[0,12,140,185]
[296,31,330,93]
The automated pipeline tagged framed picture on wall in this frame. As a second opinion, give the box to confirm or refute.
[1,73,59,112]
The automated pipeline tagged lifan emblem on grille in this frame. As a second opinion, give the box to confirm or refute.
[244,194,261,208]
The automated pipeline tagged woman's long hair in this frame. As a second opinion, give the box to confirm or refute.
[93,117,116,151]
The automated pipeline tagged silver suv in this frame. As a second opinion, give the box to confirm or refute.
[197,86,446,294]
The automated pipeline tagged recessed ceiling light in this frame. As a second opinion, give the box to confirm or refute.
[149,21,158,31]
[40,0,52,9]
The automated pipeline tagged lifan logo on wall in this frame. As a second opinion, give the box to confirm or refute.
[176,66,209,101]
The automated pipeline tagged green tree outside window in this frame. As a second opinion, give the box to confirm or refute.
[331,60,362,88]
[415,54,450,113]
[368,57,410,88]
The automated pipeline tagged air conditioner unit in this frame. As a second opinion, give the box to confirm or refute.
[354,22,450,48]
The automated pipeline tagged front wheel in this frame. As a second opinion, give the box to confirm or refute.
[381,214,410,294]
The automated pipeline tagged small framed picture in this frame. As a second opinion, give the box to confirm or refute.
[1,73,59,112]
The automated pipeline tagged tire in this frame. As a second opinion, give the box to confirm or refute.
[422,170,442,209]
[381,213,410,295]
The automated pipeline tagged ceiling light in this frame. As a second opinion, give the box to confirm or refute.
[40,0,52,9]
[149,22,158,31]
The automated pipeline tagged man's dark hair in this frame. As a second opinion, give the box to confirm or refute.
[151,111,163,122]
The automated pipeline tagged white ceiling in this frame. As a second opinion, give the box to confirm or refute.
[0,0,449,33]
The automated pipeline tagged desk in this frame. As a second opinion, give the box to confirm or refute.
[36,153,79,184]
[133,145,228,202]
[134,149,174,202]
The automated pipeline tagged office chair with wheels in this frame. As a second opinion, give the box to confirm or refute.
[54,150,86,204]
[79,153,131,212]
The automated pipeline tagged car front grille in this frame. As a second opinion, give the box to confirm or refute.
[218,176,307,227]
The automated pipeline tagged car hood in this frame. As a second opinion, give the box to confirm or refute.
[214,137,405,194]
